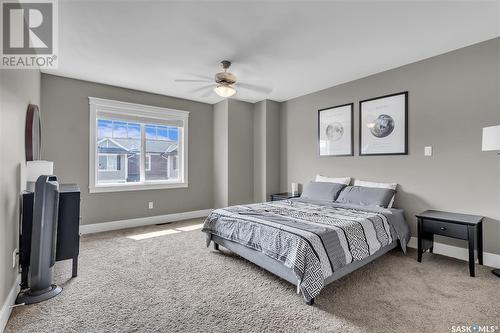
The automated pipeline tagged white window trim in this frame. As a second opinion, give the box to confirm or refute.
[89,97,189,193]
[145,154,152,171]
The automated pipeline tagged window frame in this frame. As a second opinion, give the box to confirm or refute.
[145,154,152,172]
[89,97,189,193]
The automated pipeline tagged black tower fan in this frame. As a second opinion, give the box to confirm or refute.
[16,175,62,304]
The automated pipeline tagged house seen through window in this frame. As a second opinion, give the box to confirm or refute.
[97,120,180,184]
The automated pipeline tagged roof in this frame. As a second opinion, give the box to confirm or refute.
[98,138,178,155]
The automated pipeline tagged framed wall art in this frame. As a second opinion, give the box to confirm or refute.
[318,103,353,156]
[359,92,408,156]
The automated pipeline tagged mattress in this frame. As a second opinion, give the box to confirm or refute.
[202,198,409,301]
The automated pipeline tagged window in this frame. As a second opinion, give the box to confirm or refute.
[89,97,189,193]
[98,154,122,171]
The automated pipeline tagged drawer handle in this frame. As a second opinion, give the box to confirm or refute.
[440,226,447,231]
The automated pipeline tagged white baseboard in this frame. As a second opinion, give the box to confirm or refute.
[407,236,500,269]
[80,209,213,235]
[0,275,21,333]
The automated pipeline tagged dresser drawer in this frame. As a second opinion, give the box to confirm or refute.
[422,219,468,239]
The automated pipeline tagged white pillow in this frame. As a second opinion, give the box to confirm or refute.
[315,174,351,185]
[353,180,398,208]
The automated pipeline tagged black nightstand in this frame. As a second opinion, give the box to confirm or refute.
[416,210,483,277]
[270,192,300,201]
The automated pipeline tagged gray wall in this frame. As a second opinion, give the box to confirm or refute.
[265,100,281,198]
[213,100,229,208]
[41,74,214,225]
[227,100,254,205]
[253,101,267,202]
[0,70,40,313]
[213,99,256,207]
[254,100,281,202]
[280,38,500,254]
[212,99,255,207]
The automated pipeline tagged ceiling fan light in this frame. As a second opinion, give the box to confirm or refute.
[214,84,236,98]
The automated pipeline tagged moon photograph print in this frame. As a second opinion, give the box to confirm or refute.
[319,103,353,156]
[360,92,408,155]
[370,114,395,138]
[326,122,344,141]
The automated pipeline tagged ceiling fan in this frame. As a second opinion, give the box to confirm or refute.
[174,60,272,98]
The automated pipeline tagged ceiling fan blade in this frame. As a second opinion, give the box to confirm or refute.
[184,73,214,81]
[175,79,212,83]
[200,88,214,97]
[236,82,273,94]
[189,85,213,95]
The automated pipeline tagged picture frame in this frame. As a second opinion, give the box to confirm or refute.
[318,103,354,156]
[359,92,408,156]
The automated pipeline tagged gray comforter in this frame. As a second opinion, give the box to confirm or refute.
[202,199,409,301]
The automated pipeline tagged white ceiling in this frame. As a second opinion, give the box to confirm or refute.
[43,1,500,104]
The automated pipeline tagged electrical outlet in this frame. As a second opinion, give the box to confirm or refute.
[12,248,17,268]
[424,146,432,157]
[148,201,154,209]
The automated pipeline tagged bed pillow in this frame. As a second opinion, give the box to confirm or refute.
[301,181,346,202]
[315,174,351,185]
[353,180,398,208]
[336,186,395,208]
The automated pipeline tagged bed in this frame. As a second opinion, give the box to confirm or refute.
[202,198,410,305]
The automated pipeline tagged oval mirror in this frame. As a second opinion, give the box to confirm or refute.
[25,104,41,161]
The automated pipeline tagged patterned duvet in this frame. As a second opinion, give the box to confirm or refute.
[202,199,408,301]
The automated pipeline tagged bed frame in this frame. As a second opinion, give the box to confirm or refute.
[211,234,398,305]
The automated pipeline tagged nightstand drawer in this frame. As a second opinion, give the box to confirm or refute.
[270,193,300,201]
[422,219,467,239]
[271,195,291,201]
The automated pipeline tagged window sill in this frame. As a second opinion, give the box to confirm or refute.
[89,182,188,193]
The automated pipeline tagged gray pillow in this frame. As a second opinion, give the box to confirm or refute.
[336,186,395,208]
[300,181,346,202]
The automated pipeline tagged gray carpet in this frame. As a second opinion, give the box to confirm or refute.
[6,218,500,333]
